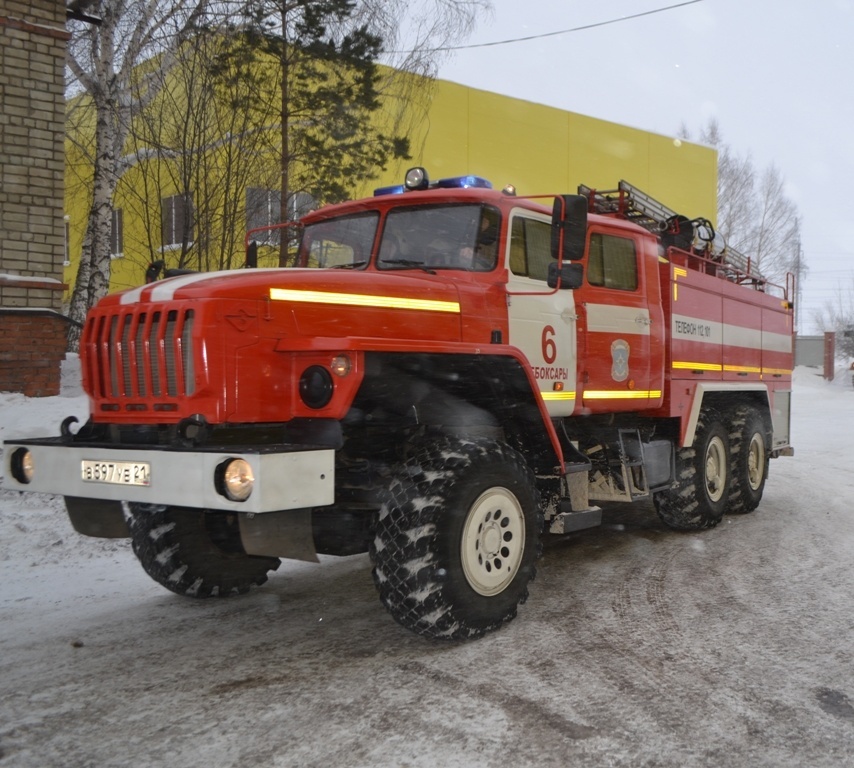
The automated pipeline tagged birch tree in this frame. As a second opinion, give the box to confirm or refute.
[750,164,802,285]
[64,0,212,350]
[700,121,756,257]
[685,118,805,288]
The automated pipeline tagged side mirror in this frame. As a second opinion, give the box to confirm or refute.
[551,194,588,261]
[547,261,583,290]
[246,240,258,269]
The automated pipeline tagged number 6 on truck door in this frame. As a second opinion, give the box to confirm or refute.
[505,211,578,417]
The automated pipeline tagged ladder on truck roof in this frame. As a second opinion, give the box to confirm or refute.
[577,179,760,282]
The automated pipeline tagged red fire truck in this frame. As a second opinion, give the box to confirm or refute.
[3,170,794,640]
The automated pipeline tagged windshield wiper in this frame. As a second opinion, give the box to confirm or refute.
[380,259,436,275]
[331,261,367,269]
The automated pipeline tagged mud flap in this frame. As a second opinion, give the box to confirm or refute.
[65,497,130,538]
[238,508,319,562]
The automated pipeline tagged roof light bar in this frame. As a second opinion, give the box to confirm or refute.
[436,175,492,190]
[373,167,493,196]
[373,184,405,197]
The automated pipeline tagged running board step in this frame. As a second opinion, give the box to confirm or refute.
[549,506,602,534]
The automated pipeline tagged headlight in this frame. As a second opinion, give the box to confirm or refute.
[216,458,254,502]
[10,448,34,484]
[299,365,333,409]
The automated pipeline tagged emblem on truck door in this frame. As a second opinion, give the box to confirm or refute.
[611,339,630,382]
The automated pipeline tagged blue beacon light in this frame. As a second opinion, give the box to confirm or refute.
[374,167,493,196]
[372,184,405,196]
[436,175,492,190]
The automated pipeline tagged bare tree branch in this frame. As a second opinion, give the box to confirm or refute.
[695,117,804,288]
[64,0,215,351]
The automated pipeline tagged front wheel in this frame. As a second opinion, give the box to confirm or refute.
[126,504,281,597]
[370,437,542,640]
[654,411,731,531]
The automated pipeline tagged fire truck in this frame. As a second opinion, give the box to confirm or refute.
[3,169,794,640]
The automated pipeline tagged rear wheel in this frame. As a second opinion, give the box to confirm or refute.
[728,406,769,513]
[654,411,730,531]
[370,436,542,640]
[126,504,280,597]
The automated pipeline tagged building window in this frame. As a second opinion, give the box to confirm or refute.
[110,208,124,258]
[288,190,316,220]
[246,188,316,246]
[161,194,194,249]
[246,187,282,246]
[587,233,638,291]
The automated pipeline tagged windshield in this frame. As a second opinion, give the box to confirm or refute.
[378,204,499,272]
[297,212,379,268]
[296,204,501,271]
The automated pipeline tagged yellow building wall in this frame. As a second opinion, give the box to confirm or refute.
[63,159,160,297]
[64,77,717,298]
[372,80,716,221]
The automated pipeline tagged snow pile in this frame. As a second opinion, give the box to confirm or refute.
[0,353,87,438]
[0,355,127,563]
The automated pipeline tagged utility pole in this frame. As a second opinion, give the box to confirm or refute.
[791,237,806,334]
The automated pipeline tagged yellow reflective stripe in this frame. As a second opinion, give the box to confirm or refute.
[583,390,662,400]
[673,267,688,301]
[269,287,460,314]
[674,361,792,376]
[541,391,576,401]
[673,361,723,371]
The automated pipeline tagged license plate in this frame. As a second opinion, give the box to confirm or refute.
[81,459,151,487]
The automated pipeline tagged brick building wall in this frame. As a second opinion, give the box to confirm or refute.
[0,0,69,395]
[0,306,68,397]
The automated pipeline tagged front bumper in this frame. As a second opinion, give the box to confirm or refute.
[2,437,335,514]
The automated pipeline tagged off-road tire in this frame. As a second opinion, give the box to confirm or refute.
[370,436,542,640]
[654,410,731,531]
[127,504,281,597]
[727,405,769,513]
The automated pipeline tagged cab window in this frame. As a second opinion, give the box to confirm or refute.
[299,212,378,268]
[587,233,638,291]
[378,204,499,272]
[509,216,551,281]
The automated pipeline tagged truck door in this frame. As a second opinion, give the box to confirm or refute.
[505,209,577,417]
[575,226,655,413]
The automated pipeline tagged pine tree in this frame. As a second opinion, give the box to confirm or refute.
[237,0,411,265]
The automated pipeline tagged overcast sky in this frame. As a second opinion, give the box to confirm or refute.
[435,0,853,334]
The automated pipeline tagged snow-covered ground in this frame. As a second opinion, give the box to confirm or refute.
[1,360,853,767]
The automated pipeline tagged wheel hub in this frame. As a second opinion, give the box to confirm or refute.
[747,433,765,490]
[482,523,501,556]
[461,488,525,597]
[704,436,727,502]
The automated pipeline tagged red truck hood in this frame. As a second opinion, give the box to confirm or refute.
[103,268,467,345]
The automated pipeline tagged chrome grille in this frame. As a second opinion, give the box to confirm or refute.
[86,308,196,399]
